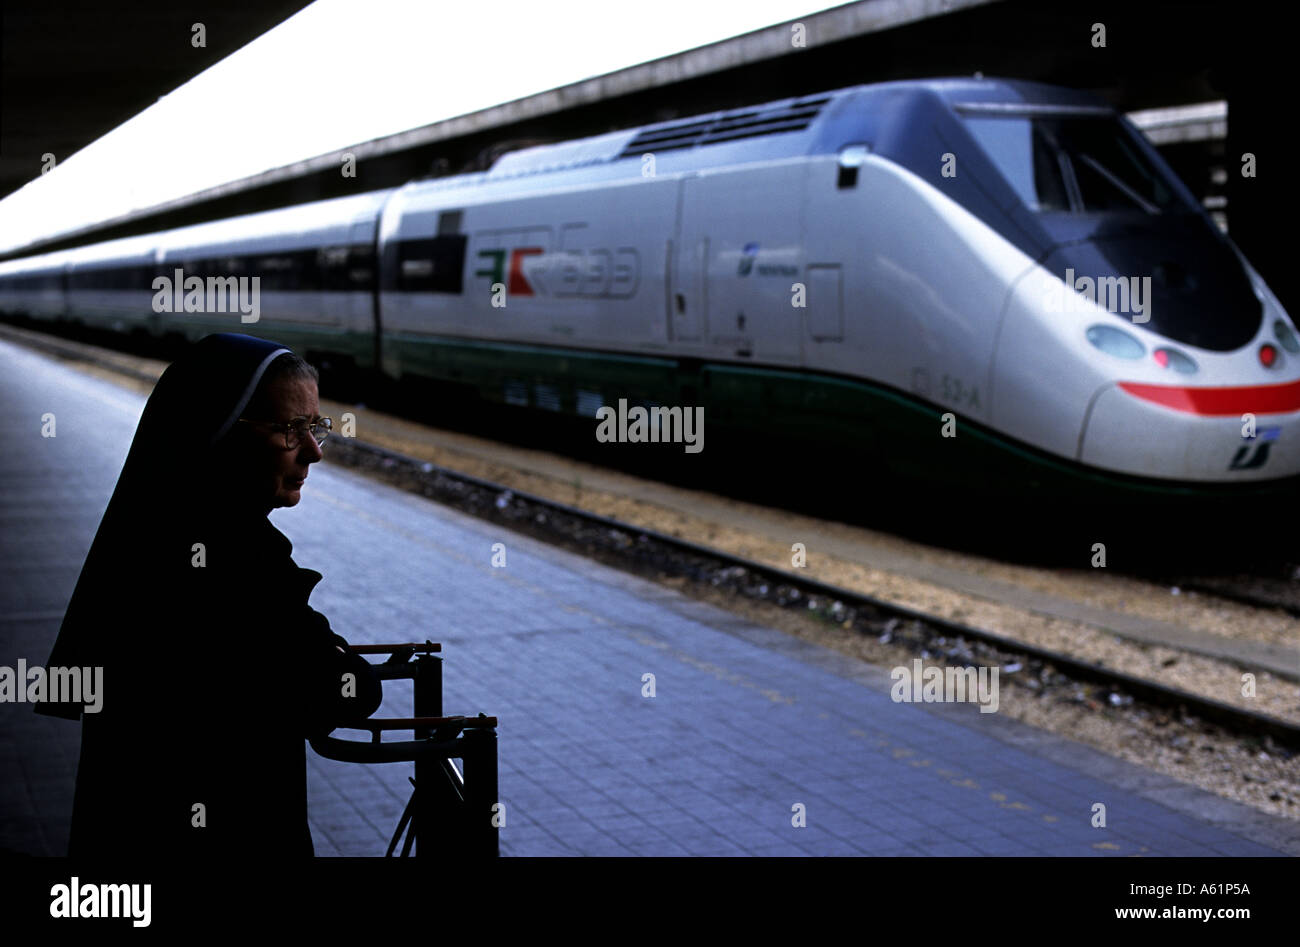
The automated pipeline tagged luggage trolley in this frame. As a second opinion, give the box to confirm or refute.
[309,641,499,857]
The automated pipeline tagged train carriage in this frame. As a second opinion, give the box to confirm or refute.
[63,234,159,334]
[3,77,1298,513]
[0,249,74,322]
[151,190,392,374]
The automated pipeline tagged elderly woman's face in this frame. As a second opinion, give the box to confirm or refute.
[247,376,324,509]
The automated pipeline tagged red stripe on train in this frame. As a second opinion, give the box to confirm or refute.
[1117,379,1300,415]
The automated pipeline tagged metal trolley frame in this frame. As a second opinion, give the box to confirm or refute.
[309,641,499,857]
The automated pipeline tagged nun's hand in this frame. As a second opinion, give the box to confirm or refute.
[304,638,383,737]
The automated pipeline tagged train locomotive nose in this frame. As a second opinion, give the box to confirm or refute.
[1038,216,1263,352]
[1058,217,1300,484]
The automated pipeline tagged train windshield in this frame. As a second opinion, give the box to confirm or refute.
[964,114,1190,214]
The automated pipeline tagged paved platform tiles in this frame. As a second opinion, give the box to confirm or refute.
[1,337,1294,857]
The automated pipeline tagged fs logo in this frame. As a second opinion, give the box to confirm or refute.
[1230,426,1279,470]
[738,242,760,276]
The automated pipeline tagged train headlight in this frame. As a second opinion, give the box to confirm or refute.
[1085,324,1144,359]
[1152,347,1197,374]
[1259,343,1278,368]
[837,143,870,189]
[1273,320,1299,354]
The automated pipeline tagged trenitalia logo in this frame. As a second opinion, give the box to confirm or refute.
[473,243,640,299]
[475,247,543,296]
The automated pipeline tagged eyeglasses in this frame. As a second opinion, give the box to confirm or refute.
[238,415,332,449]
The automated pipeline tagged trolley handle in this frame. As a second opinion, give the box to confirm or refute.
[333,713,498,744]
[347,641,441,655]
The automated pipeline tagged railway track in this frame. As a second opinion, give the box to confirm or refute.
[322,433,1300,753]
[1141,570,1300,619]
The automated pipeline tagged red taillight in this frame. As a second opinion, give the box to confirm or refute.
[1260,344,1278,367]
[1152,347,1197,373]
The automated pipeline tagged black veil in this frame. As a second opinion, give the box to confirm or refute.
[38,332,290,718]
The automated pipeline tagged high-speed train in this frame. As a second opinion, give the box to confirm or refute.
[3,77,1298,509]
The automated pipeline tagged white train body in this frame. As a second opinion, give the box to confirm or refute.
[3,77,1298,493]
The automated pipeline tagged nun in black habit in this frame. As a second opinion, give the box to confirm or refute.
[37,332,381,857]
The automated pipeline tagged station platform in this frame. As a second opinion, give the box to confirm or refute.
[2,336,1295,857]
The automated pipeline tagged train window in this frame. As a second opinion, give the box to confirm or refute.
[438,210,463,236]
[318,246,350,292]
[966,116,1185,215]
[347,244,375,290]
[69,265,146,291]
[248,250,322,292]
[965,117,1069,212]
[1057,120,1175,213]
[253,254,296,291]
[315,245,376,292]
[395,235,467,293]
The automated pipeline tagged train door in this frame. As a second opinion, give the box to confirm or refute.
[804,265,844,343]
[671,175,707,342]
[347,221,374,325]
[800,152,858,372]
[674,162,806,363]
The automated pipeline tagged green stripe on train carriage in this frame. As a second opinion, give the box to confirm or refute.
[251,330,1296,509]
[379,333,1299,505]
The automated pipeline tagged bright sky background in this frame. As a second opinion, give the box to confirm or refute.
[0,0,842,255]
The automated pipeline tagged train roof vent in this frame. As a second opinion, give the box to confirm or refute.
[486,130,632,180]
[617,95,832,157]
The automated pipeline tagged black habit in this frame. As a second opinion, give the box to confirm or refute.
[37,333,381,857]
